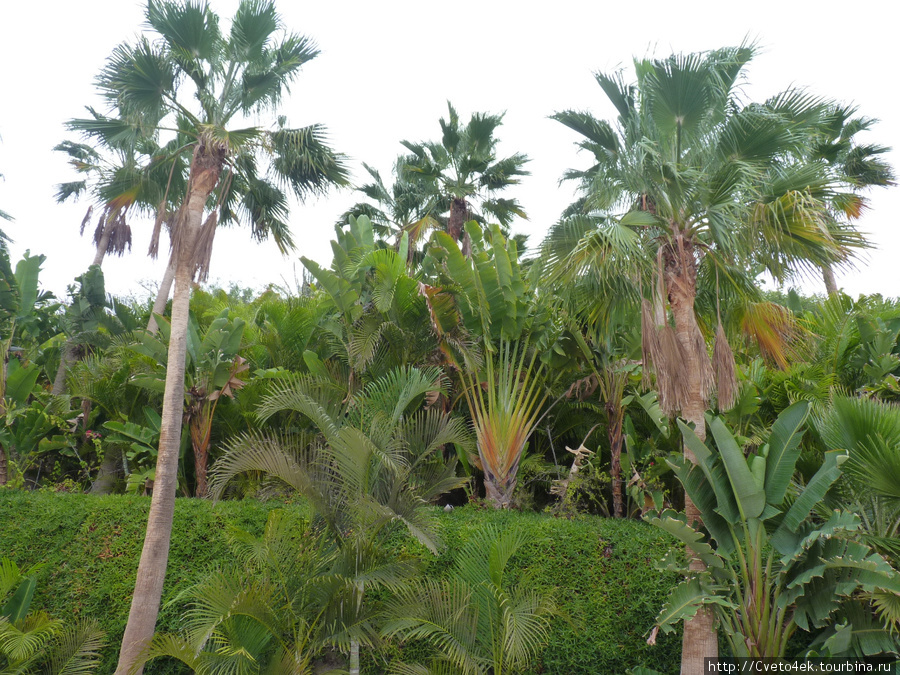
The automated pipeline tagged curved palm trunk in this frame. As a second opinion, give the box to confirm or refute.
[92,221,113,267]
[51,341,83,396]
[664,236,718,673]
[822,263,839,297]
[147,257,176,334]
[115,142,222,675]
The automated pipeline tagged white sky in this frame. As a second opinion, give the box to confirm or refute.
[1,0,897,301]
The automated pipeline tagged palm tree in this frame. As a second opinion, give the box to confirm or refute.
[548,45,861,671]
[74,3,348,672]
[807,104,895,295]
[340,158,443,263]
[401,102,530,253]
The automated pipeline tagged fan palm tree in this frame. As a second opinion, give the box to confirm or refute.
[547,44,863,670]
[340,158,443,264]
[401,103,529,253]
[806,104,895,295]
[73,2,348,672]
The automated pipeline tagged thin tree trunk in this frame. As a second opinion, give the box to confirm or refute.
[349,641,360,675]
[822,263,838,297]
[92,221,112,267]
[147,256,176,334]
[667,247,719,673]
[0,445,8,486]
[91,448,120,495]
[607,401,625,519]
[115,142,221,675]
[51,343,77,395]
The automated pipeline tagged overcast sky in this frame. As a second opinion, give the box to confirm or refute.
[1,0,897,301]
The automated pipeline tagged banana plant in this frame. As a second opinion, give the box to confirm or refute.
[648,401,900,658]
[301,214,435,384]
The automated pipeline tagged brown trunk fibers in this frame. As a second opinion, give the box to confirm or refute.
[662,233,719,672]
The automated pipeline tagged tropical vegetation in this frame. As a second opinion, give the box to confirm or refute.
[0,2,898,674]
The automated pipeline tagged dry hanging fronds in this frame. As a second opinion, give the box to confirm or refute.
[640,299,658,391]
[714,323,737,411]
[656,324,690,416]
[80,206,93,235]
[192,210,219,282]
[148,204,167,259]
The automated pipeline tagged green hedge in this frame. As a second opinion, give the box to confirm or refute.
[0,491,681,674]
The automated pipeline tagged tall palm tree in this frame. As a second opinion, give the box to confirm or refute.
[547,45,861,671]
[401,102,530,253]
[807,104,895,295]
[73,3,348,673]
[340,158,443,263]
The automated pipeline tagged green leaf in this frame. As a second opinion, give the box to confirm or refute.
[710,415,766,519]
[772,450,848,554]
[764,401,809,506]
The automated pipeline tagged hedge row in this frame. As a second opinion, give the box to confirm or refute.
[0,490,681,673]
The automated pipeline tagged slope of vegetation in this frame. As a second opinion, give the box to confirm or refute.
[0,490,681,674]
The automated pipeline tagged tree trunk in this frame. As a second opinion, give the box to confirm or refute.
[448,197,467,242]
[664,237,719,673]
[348,641,360,675]
[51,342,78,396]
[92,221,112,267]
[606,401,625,518]
[91,448,120,495]
[0,445,8,486]
[484,475,515,509]
[147,256,176,334]
[822,263,838,297]
[115,142,222,675]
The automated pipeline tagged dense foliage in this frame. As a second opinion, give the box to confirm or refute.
[0,491,682,674]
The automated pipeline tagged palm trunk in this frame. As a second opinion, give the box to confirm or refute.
[91,448,120,495]
[92,221,112,267]
[349,641,360,675]
[606,401,625,518]
[448,197,467,242]
[51,342,78,396]
[0,445,8,486]
[664,236,718,673]
[484,474,516,509]
[115,142,222,675]
[147,256,176,334]
[822,263,838,297]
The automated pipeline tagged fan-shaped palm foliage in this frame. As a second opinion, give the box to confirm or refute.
[341,158,443,265]
[401,102,529,253]
[209,365,473,674]
[382,525,554,675]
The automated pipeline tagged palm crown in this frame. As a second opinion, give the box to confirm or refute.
[70,0,348,277]
[401,102,529,247]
